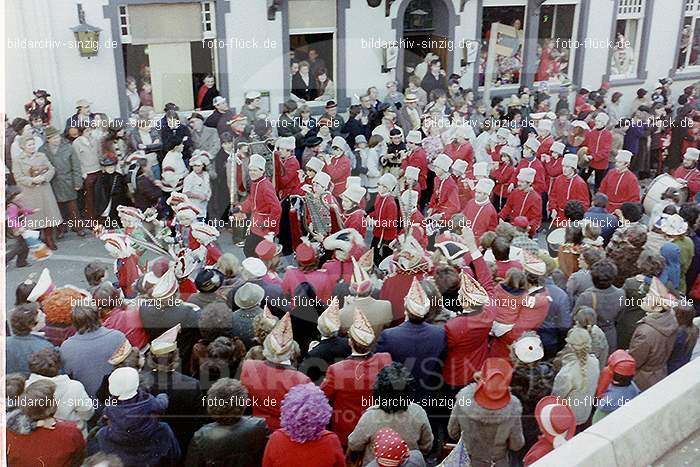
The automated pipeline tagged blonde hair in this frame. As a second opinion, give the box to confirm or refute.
[216,253,241,278]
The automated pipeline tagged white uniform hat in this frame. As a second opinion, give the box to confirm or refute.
[551,142,566,154]
[684,148,700,161]
[517,168,536,183]
[500,145,515,159]
[249,153,266,172]
[473,162,489,178]
[406,130,423,144]
[571,120,589,130]
[378,173,398,191]
[245,90,261,100]
[476,178,495,195]
[404,166,420,181]
[306,157,324,173]
[451,159,468,176]
[347,176,362,188]
[562,153,578,169]
[331,136,347,150]
[616,149,633,164]
[433,153,453,173]
[538,120,553,132]
[277,136,296,150]
[313,171,331,189]
[595,113,610,127]
[524,137,541,152]
[342,184,367,204]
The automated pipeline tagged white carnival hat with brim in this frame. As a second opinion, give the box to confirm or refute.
[524,137,541,152]
[406,130,422,144]
[538,119,553,132]
[616,149,633,163]
[551,142,566,154]
[661,214,688,236]
[496,128,511,139]
[476,178,495,195]
[684,147,700,161]
[404,166,420,180]
[234,282,265,309]
[473,162,489,178]
[378,173,398,191]
[347,176,362,188]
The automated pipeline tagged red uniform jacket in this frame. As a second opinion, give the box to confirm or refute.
[402,147,429,191]
[495,260,523,282]
[276,154,303,199]
[369,194,398,242]
[463,199,498,242]
[492,164,516,200]
[325,156,351,197]
[543,157,563,196]
[599,169,641,213]
[240,177,282,237]
[510,158,547,194]
[102,303,150,349]
[115,255,142,299]
[342,208,367,238]
[282,267,335,303]
[536,135,554,160]
[673,166,700,201]
[444,141,475,165]
[189,235,223,266]
[240,360,311,431]
[583,128,613,171]
[453,175,471,209]
[380,271,427,324]
[487,143,505,162]
[499,188,543,234]
[324,258,354,285]
[443,306,496,386]
[489,287,550,359]
[429,175,461,221]
[321,353,393,445]
[550,174,590,224]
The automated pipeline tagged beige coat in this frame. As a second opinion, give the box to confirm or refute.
[628,311,679,391]
[340,296,393,346]
[12,150,63,227]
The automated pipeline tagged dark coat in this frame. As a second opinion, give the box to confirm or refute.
[185,417,269,467]
[375,321,446,400]
[199,86,220,111]
[584,207,619,246]
[131,170,162,210]
[139,304,201,374]
[292,72,318,101]
[510,362,555,451]
[140,370,205,457]
[97,390,181,467]
[300,335,352,383]
[160,124,193,163]
[343,117,371,148]
[420,72,448,95]
[616,276,649,350]
[94,171,130,222]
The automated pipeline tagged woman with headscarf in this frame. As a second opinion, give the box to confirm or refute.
[616,251,667,349]
[262,383,344,467]
[660,242,681,292]
[628,278,680,391]
[551,328,600,429]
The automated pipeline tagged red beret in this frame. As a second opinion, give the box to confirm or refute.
[295,243,317,265]
[513,216,529,229]
[255,240,279,261]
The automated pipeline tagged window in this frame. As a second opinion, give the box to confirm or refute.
[480,6,526,87]
[535,4,577,83]
[610,0,645,79]
[119,5,131,43]
[201,1,216,39]
[678,0,700,70]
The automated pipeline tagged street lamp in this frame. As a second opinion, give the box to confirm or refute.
[71,3,101,58]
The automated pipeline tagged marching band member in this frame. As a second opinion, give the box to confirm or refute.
[323,228,367,286]
[492,149,516,211]
[324,136,352,199]
[368,173,399,265]
[302,156,325,188]
[463,178,498,243]
[346,176,367,210]
[399,189,427,249]
[535,119,555,160]
[542,141,566,200]
[550,153,590,226]
[340,184,368,237]
[510,137,546,195]
[500,168,543,236]
[306,171,343,240]
[582,113,612,186]
[230,153,282,257]
[275,136,303,255]
[673,147,700,202]
[444,126,475,165]
[427,154,461,230]
[599,150,641,213]
[402,130,429,196]
[451,159,470,210]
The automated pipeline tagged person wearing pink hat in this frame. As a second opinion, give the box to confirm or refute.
[447,357,524,467]
[522,396,576,466]
[591,349,640,424]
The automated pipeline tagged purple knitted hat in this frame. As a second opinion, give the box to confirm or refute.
[280,383,332,443]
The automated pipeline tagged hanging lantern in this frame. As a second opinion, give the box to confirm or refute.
[71,4,101,58]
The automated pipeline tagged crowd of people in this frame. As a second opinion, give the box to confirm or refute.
[5,63,700,467]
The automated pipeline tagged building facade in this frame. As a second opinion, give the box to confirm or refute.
[6,0,699,126]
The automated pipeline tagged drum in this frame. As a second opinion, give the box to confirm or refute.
[643,174,688,216]
[546,227,566,258]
